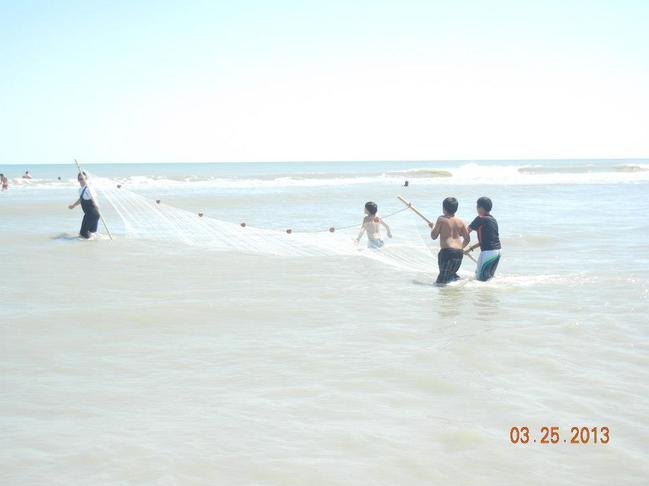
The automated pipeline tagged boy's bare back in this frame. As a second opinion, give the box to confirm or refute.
[434,216,469,249]
[362,216,382,240]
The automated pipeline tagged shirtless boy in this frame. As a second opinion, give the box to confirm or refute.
[430,197,470,284]
[355,201,392,248]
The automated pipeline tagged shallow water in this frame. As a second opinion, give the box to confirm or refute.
[1,160,648,485]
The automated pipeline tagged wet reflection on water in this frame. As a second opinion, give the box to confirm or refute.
[432,279,501,323]
[435,284,465,321]
[473,286,501,322]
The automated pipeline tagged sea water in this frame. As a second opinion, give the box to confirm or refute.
[1,160,648,485]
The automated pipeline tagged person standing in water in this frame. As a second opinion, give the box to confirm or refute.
[464,196,502,281]
[430,197,470,284]
[68,172,101,239]
[22,170,32,179]
[355,201,392,248]
[1,173,8,191]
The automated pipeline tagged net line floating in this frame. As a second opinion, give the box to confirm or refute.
[88,174,436,273]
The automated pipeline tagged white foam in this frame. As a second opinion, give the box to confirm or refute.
[5,162,649,191]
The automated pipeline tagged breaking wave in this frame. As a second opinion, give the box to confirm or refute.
[4,161,648,190]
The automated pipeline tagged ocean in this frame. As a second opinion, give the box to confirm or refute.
[1,159,648,485]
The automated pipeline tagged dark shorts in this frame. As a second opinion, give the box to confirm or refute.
[436,248,464,284]
[80,208,100,239]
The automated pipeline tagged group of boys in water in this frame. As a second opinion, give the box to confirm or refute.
[10,170,500,283]
[357,196,501,284]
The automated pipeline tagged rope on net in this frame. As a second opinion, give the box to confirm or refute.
[92,176,437,273]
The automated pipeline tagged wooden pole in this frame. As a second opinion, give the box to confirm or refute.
[397,196,432,224]
[74,159,113,240]
[397,195,477,263]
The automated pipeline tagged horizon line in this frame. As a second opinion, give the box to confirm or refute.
[1,157,648,166]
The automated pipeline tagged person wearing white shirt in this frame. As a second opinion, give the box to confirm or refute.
[68,172,101,239]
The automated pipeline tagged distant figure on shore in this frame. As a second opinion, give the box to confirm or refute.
[465,196,502,281]
[68,172,101,239]
[430,197,470,284]
[404,180,409,187]
[355,201,392,248]
[1,173,8,191]
[22,171,32,179]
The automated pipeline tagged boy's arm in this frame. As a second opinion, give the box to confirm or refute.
[355,223,366,242]
[464,228,480,253]
[464,218,480,253]
[430,217,442,240]
[380,219,392,238]
[465,239,480,253]
[461,222,470,248]
[68,198,80,209]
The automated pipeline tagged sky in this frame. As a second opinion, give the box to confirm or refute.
[0,0,647,163]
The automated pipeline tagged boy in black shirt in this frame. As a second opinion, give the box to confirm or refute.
[465,197,501,281]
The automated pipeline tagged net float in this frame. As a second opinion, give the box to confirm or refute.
[286,229,292,234]
[198,212,204,217]
[240,222,246,227]
[329,227,335,232]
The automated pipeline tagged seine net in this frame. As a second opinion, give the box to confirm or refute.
[91,174,438,273]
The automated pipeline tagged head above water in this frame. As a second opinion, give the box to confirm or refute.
[476,196,492,215]
[77,171,88,185]
[442,197,458,216]
[364,201,378,216]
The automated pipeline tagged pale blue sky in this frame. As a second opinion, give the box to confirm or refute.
[1,0,647,163]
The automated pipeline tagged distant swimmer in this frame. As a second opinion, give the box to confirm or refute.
[68,172,101,239]
[430,197,470,284]
[465,196,502,281]
[355,201,392,248]
[22,170,32,179]
[1,173,8,191]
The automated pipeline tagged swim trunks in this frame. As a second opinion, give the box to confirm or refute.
[476,249,501,281]
[436,248,464,284]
